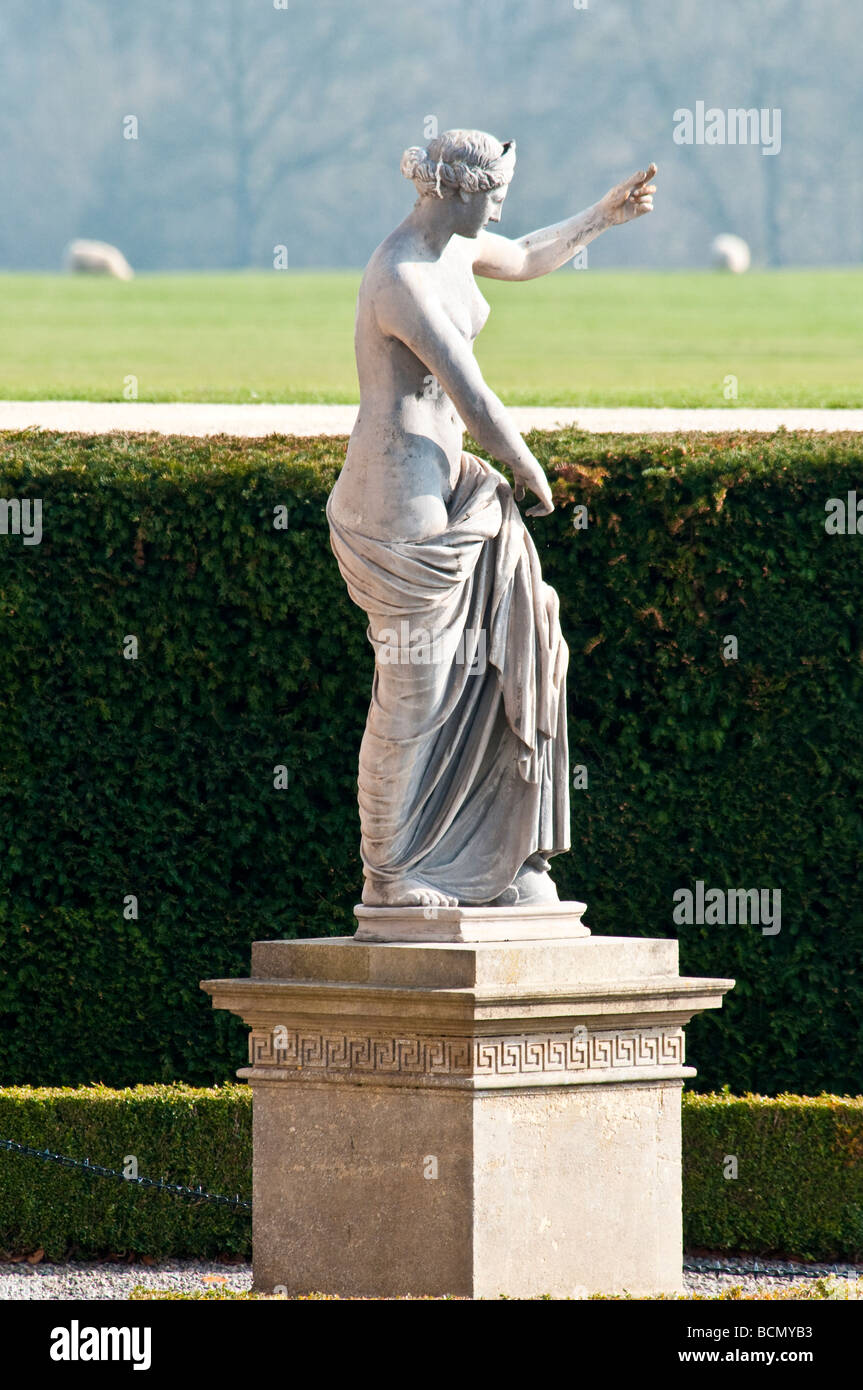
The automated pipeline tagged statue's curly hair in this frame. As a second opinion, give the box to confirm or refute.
[401,129,516,199]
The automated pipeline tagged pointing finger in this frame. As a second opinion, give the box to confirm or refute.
[629,162,657,191]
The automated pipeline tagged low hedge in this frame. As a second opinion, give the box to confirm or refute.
[683,1091,863,1260]
[0,1086,860,1262]
[1,429,862,1091]
[0,1084,251,1259]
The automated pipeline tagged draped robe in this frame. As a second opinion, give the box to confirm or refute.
[327,451,570,904]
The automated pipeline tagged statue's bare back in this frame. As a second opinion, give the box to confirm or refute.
[330,233,489,542]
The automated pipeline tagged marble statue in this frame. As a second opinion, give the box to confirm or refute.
[327,130,656,910]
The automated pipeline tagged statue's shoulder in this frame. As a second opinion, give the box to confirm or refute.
[362,234,425,302]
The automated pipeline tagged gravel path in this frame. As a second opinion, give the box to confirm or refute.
[0,1260,253,1301]
[2,402,863,437]
[1,1257,860,1299]
[682,1255,863,1299]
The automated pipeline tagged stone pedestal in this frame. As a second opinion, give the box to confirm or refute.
[202,913,733,1299]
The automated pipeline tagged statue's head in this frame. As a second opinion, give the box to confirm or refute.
[400,129,516,237]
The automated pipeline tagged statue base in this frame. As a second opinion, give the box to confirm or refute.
[202,926,733,1299]
[353,899,589,942]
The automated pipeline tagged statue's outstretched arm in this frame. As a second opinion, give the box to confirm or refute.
[473,164,657,281]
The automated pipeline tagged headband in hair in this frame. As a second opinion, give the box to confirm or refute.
[400,140,516,198]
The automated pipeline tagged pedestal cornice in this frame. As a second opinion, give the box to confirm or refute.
[202,939,733,1093]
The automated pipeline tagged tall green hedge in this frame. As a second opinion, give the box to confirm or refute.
[1,1087,860,1262]
[0,429,861,1090]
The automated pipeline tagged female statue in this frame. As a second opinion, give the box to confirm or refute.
[327,130,656,910]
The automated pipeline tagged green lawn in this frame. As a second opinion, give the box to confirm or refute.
[0,268,861,407]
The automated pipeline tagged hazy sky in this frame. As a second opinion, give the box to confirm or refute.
[1,0,857,270]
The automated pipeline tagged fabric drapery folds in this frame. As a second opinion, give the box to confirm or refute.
[327,451,570,904]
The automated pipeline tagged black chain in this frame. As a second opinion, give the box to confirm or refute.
[3,1139,858,1274]
[684,1258,862,1279]
[0,1138,252,1210]
[6,1138,855,1272]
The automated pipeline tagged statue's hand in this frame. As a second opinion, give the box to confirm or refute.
[599,163,657,227]
[513,460,554,517]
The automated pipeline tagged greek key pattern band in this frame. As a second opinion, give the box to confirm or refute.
[248,1026,684,1077]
